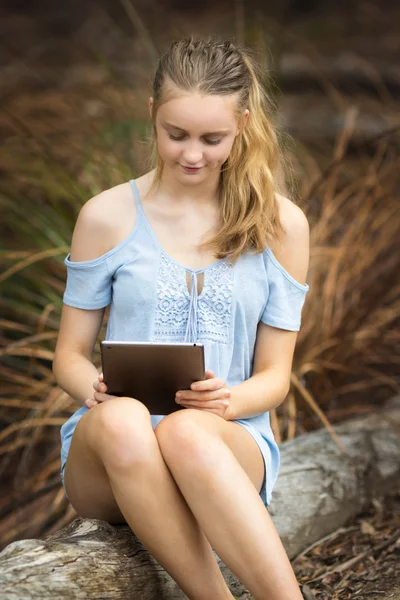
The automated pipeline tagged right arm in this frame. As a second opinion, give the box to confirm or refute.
[53,304,105,405]
[53,184,133,405]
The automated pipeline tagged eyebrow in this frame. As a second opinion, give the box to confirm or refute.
[162,121,230,136]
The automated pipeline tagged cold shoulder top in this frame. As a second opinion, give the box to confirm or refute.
[59,178,310,506]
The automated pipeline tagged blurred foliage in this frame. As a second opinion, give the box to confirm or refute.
[0,3,399,552]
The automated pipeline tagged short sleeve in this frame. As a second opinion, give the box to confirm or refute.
[62,253,112,310]
[260,248,309,331]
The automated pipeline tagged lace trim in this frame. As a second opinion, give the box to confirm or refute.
[153,252,234,344]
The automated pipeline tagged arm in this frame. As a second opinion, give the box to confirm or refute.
[53,190,124,404]
[53,305,105,405]
[226,200,310,421]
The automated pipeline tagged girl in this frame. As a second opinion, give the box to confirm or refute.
[54,36,310,600]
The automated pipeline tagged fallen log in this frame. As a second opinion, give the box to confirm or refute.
[269,395,400,558]
[0,396,399,599]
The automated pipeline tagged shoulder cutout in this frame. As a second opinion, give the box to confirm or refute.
[268,194,310,286]
[69,182,138,262]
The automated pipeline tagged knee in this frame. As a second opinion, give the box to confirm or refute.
[88,397,155,469]
[155,409,218,467]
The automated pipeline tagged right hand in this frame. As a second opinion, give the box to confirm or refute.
[85,373,117,408]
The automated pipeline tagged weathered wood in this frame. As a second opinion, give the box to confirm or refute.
[0,518,250,600]
[0,396,399,599]
[269,395,400,558]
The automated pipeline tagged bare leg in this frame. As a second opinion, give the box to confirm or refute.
[156,412,303,600]
[90,399,234,600]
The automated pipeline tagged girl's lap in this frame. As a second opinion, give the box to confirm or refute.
[60,399,269,511]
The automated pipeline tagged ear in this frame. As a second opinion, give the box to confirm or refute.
[236,109,249,136]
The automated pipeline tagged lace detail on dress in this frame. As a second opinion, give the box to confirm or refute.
[153,252,234,344]
[197,260,234,343]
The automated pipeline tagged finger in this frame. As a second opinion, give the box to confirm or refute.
[99,372,104,381]
[178,399,230,409]
[191,377,227,392]
[85,399,98,408]
[205,370,215,379]
[94,391,114,402]
[93,380,107,393]
[178,389,231,402]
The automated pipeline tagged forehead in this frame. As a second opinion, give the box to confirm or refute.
[157,92,238,131]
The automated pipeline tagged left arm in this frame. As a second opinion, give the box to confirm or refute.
[176,199,310,420]
[226,328,297,420]
[226,200,310,421]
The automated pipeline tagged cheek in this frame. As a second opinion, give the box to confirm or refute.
[216,137,235,160]
[202,140,229,163]
[157,138,181,161]
[214,144,233,164]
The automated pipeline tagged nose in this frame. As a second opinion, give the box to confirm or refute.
[182,141,203,165]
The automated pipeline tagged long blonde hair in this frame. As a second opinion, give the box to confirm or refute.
[145,36,289,264]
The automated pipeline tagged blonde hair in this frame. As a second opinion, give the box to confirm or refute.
[145,35,289,264]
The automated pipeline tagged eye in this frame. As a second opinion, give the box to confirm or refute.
[168,133,184,142]
[167,134,221,146]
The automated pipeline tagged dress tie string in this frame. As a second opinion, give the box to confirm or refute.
[184,272,198,343]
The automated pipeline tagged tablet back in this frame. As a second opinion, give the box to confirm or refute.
[100,341,205,415]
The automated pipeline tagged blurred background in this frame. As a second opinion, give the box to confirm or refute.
[0,0,399,597]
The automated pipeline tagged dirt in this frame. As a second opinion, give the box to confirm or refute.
[295,490,400,599]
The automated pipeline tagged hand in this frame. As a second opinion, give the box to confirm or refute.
[84,373,117,409]
[175,370,232,420]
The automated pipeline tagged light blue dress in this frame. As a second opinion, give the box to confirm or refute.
[59,179,310,507]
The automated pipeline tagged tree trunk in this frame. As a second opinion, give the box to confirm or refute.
[0,396,399,599]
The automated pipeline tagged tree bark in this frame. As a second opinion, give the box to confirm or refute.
[268,395,400,558]
[0,396,399,599]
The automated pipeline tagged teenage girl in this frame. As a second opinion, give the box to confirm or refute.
[54,36,310,600]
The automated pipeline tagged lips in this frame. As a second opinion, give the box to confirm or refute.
[181,165,203,172]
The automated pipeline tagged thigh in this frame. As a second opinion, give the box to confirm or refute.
[63,398,153,524]
[156,410,265,496]
[63,407,126,524]
[224,421,266,495]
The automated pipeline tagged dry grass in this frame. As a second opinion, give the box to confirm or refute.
[0,33,399,553]
[269,107,400,444]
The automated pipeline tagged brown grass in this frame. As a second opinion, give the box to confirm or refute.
[0,40,399,551]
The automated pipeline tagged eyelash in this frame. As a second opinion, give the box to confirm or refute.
[167,134,222,146]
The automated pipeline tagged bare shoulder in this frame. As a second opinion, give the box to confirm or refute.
[268,193,310,286]
[69,181,137,261]
[275,193,309,233]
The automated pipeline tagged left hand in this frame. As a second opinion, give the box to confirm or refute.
[175,370,232,420]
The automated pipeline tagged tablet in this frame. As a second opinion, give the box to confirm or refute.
[100,341,205,415]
